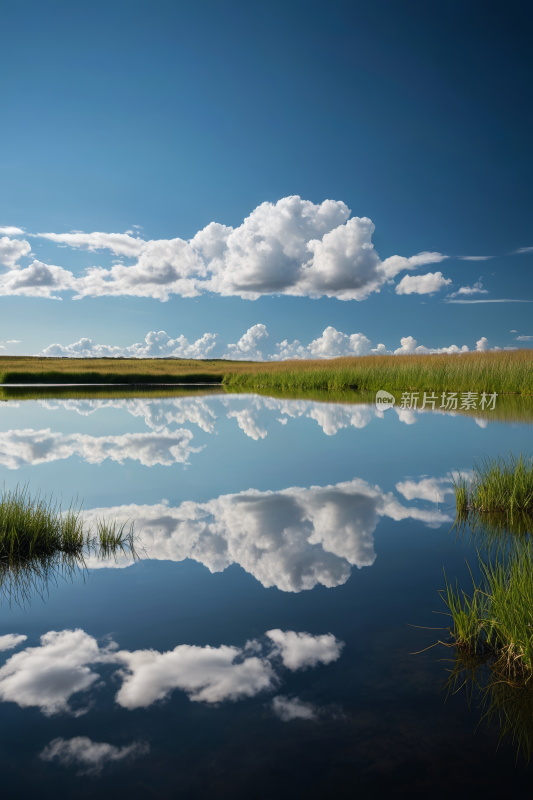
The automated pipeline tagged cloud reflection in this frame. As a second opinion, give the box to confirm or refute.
[29,393,493,445]
[84,478,451,592]
[0,628,343,714]
[0,427,201,469]
[40,736,149,776]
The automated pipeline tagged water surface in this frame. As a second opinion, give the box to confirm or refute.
[1,388,532,797]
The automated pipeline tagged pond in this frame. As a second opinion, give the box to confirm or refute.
[0,387,532,797]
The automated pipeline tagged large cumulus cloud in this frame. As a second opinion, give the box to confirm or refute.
[1,197,447,300]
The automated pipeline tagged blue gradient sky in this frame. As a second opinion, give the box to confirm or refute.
[1,0,532,357]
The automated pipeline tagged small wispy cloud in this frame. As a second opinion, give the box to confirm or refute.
[446,281,488,299]
[516,335,533,341]
[0,226,25,236]
[445,299,533,304]
[513,247,533,254]
[459,255,492,261]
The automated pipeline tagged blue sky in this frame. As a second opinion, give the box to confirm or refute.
[1,0,532,358]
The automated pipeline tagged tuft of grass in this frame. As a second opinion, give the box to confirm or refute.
[438,544,533,761]
[440,545,533,677]
[0,485,138,606]
[453,452,533,515]
[441,569,490,654]
[0,485,86,559]
[452,474,470,516]
[95,518,137,560]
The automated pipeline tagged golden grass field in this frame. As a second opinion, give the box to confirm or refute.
[0,349,532,393]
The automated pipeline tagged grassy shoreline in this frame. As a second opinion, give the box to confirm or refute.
[1,350,533,393]
[454,453,533,515]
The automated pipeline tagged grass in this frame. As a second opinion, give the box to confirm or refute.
[441,545,533,675]
[0,355,246,385]
[0,485,137,605]
[453,453,533,515]
[0,485,86,559]
[436,543,533,760]
[223,349,533,394]
[1,349,533,393]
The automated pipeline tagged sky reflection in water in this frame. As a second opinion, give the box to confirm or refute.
[0,391,531,796]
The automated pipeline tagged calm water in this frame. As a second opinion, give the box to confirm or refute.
[0,389,532,797]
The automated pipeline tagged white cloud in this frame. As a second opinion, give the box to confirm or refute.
[446,299,533,304]
[476,336,489,351]
[222,324,268,360]
[271,327,389,360]
[446,281,488,299]
[0,226,25,236]
[0,634,27,651]
[38,330,223,359]
[459,256,492,260]
[40,737,149,776]
[6,340,21,344]
[266,630,343,670]
[36,231,147,256]
[0,428,201,469]
[0,629,117,715]
[393,335,469,355]
[82,477,451,592]
[0,236,32,268]
[36,325,483,361]
[25,197,446,301]
[0,260,75,299]
[271,695,317,721]
[395,271,452,295]
[516,335,533,341]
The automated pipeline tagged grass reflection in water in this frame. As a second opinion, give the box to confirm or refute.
[434,502,533,762]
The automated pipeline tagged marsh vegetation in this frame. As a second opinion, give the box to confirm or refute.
[0,485,137,605]
[453,453,533,515]
[1,349,533,393]
[437,498,533,761]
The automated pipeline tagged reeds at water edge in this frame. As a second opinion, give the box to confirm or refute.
[425,491,533,761]
[0,485,138,606]
[453,452,533,515]
[441,544,533,674]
